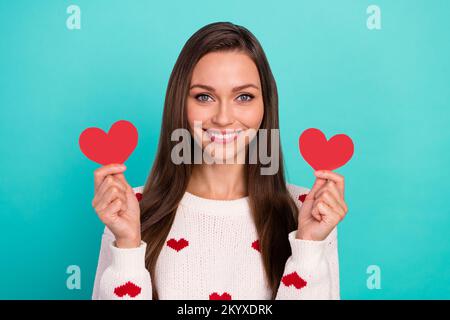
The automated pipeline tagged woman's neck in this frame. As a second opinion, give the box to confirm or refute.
[186,163,247,200]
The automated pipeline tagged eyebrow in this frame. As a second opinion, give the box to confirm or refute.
[189,83,260,92]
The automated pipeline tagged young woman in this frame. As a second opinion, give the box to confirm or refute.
[91,22,348,300]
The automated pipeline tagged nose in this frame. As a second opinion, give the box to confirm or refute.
[211,101,234,127]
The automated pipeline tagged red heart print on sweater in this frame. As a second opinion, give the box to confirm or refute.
[79,120,138,165]
[281,272,307,290]
[298,193,307,203]
[209,292,232,300]
[299,128,354,171]
[251,240,260,252]
[167,238,189,252]
[114,281,142,298]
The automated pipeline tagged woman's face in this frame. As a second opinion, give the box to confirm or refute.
[186,50,264,163]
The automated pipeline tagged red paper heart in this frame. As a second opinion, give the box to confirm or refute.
[114,281,142,298]
[166,238,189,252]
[299,128,354,171]
[209,292,232,300]
[281,272,307,290]
[79,120,138,165]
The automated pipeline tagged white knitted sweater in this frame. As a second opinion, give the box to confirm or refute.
[92,183,340,300]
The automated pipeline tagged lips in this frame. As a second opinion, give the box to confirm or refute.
[203,129,243,144]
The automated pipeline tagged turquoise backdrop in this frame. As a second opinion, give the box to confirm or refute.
[1,0,449,299]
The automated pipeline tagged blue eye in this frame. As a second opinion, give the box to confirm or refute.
[236,94,254,102]
[195,94,213,102]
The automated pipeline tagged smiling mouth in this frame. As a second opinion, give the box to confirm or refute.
[203,129,244,144]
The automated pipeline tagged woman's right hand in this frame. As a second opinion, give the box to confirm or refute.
[92,163,141,248]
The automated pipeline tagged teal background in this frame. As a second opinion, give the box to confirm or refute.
[1,0,449,299]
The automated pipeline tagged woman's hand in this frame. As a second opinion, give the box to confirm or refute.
[297,170,348,241]
[92,163,141,248]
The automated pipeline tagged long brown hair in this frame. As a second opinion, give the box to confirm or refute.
[139,21,298,300]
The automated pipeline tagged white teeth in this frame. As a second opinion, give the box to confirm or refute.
[206,130,242,141]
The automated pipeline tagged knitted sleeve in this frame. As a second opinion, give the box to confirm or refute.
[91,225,153,300]
[275,184,340,300]
[275,227,340,299]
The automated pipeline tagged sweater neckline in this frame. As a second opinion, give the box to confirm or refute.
[179,191,250,216]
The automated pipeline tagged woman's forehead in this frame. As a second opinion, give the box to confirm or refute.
[190,51,260,89]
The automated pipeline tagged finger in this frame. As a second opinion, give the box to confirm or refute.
[314,170,345,197]
[96,186,127,212]
[94,163,126,191]
[305,177,328,202]
[95,176,126,205]
[97,198,123,225]
[311,203,322,221]
[310,201,323,222]
[103,186,127,209]
[97,193,127,215]
[93,175,126,208]
[316,201,343,224]
[300,177,328,222]
[113,173,133,194]
[315,180,343,203]
[315,190,346,219]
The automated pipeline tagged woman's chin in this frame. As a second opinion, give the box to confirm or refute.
[205,152,237,164]
[199,139,248,164]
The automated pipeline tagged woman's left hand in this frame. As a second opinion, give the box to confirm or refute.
[297,170,348,241]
